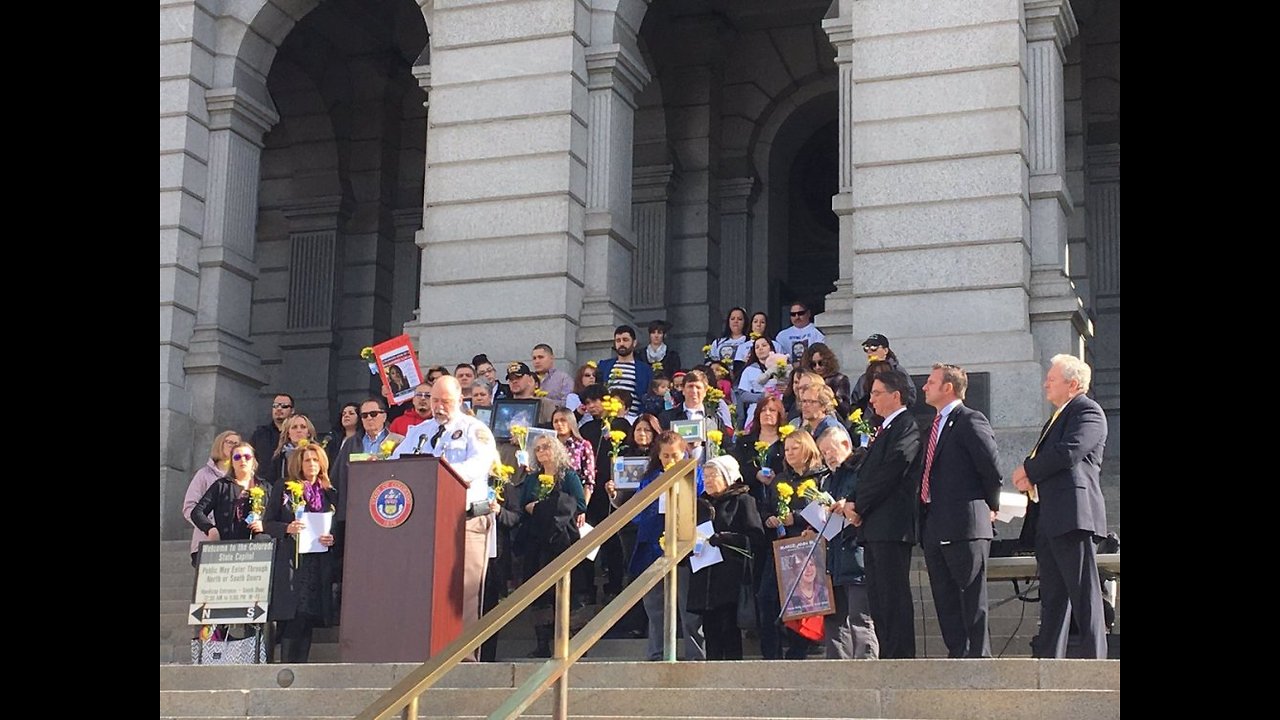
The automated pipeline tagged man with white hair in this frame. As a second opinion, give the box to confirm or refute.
[1011,354,1108,659]
[393,375,499,660]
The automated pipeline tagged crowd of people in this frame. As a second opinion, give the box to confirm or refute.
[183,300,1112,663]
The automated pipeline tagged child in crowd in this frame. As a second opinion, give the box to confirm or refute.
[641,374,675,417]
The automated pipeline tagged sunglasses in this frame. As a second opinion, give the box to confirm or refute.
[863,345,882,353]
[790,310,807,317]
[360,411,385,419]
[272,403,293,409]
[413,392,431,399]
[232,453,254,461]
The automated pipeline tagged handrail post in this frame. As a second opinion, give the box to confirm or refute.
[663,478,678,662]
[401,695,417,720]
[553,573,571,719]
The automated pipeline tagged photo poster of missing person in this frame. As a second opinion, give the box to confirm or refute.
[373,334,424,406]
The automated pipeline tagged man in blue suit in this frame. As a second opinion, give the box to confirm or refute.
[1012,354,1109,659]
[597,325,652,417]
[917,363,1002,658]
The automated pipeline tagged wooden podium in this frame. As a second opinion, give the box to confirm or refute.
[339,455,468,662]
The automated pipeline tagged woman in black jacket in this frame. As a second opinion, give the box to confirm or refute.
[261,442,337,663]
[190,441,268,543]
[803,343,854,419]
[520,436,587,657]
[686,455,766,660]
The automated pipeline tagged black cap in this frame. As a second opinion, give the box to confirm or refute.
[506,361,533,379]
[862,333,890,348]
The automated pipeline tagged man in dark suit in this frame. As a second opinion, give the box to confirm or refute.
[917,363,1002,658]
[658,369,724,460]
[1012,354,1108,659]
[845,369,921,659]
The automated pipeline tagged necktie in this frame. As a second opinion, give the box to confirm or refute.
[1029,407,1063,459]
[920,412,942,503]
[428,424,448,455]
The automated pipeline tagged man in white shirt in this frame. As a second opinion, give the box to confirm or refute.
[393,376,499,659]
[775,302,826,362]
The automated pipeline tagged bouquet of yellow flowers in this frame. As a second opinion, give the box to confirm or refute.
[701,344,712,359]
[777,424,797,440]
[246,485,266,526]
[600,395,625,420]
[361,346,378,376]
[754,440,771,470]
[586,360,598,369]
[763,353,791,383]
[848,408,874,438]
[704,386,725,416]
[377,438,398,460]
[537,473,555,501]
[608,429,626,458]
[798,477,834,506]
[510,425,529,452]
[775,481,795,519]
[707,429,724,458]
[534,389,548,398]
[490,462,515,502]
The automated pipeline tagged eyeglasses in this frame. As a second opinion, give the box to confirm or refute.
[869,389,892,397]
[360,411,385,419]
[222,438,240,445]
[272,403,293,409]
[413,392,431,399]
[790,311,807,317]
[811,359,825,367]
[798,399,824,406]
[862,345,882,353]
[232,453,254,461]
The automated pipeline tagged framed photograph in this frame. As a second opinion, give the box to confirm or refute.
[611,456,649,490]
[670,419,706,443]
[372,334,424,407]
[489,398,542,442]
[525,427,558,452]
[472,407,492,427]
[774,535,835,621]
[788,339,809,364]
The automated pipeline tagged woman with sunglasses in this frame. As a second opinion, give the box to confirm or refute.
[182,430,242,567]
[190,441,268,544]
[566,362,599,414]
[802,343,853,418]
[851,334,915,418]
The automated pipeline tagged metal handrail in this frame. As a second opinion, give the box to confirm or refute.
[355,458,700,720]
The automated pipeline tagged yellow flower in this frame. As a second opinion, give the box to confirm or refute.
[776,482,794,501]
[610,366,624,378]
[753,441,769,453]
[849,408,863,423]
[586,360,598,369]
[249,486,265,499]
[658,534,666,552]
[380,439,398,455]
[749,332,761,340]
[360,346,375,361]
[296,438,310,448]
[663,461,677,471]
[702,344,711,354]
[797,478,817,497]
[510,425,528,439]
[652,361,663,372]
[707,429,723,445]
[539,474,554,488]
[609,430,626,444]
[776,357,788,367]
[778,424,796,439]
[534,389,548,397]
[867,355,877,363]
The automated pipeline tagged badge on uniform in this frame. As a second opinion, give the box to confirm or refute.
[451,429,463,440]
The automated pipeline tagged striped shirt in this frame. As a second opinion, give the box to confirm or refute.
[608,361,641,414]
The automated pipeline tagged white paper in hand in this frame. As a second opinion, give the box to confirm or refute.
[299,511,334,554]
[799,501,846,541]
[580,522,599,561]
[996,491,1028,523]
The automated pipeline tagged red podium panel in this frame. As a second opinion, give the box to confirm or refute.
[340,456,467,662]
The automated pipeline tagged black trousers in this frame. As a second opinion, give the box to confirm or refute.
[864,541,916,658]
[922,535,992,658]
[1034,529,1107,659]
[700,605,743,660]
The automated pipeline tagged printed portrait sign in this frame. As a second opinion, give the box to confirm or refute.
[774,535,835,621]
[373,334,423,407]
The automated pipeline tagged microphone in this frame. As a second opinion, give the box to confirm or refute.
[413,432,430,455]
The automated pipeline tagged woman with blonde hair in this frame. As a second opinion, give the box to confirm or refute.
[182,430,242,566]
[520,435,587,657]
[262,443,337,663]
[264,414,318,485]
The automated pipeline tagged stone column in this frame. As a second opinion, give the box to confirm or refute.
[1025,0,1091,369]
[819,9,857,362]
[1087,144,1120,454]
[578,44,651,359]
[718,177,757,311]
[631,164,677,319]
[183,86,279,461]
[408,1,592,366]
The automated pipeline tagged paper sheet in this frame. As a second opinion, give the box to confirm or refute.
[799,501,846,541]
[580,522,599,561]
[996,491,1029,523]
[299,511,334,554]
[689,522,723,573]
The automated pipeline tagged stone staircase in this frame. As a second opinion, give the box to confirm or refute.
[161,540,1119,664]
[159,659,1119,719]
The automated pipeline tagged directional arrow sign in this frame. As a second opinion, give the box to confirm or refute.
[189,603,268,625]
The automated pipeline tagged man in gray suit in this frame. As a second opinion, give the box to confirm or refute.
[1012,354,1109,659]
